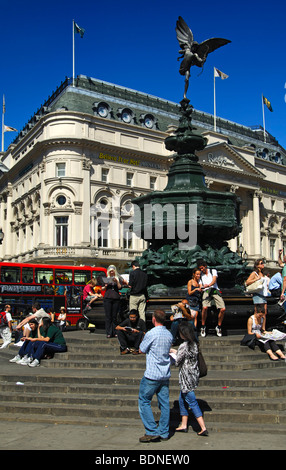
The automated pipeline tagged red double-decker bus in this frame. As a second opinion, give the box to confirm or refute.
[0,262,107,328]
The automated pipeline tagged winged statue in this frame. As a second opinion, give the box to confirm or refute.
[176,16,231,99]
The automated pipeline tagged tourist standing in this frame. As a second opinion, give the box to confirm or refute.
[186,268,203,327]
[170,322,208,436]
[138,309,173,443]
[102,265,123,338]
[245,259,268,315]
[0,304,13,349]
[128,260,148,322]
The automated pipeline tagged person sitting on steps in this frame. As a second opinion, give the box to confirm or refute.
[83,278,102,310]
[115,309,146,355]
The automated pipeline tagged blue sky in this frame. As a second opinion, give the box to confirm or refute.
[1,0,286,151]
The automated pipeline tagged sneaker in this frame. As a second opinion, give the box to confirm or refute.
[19,355,32,365]
[0,340,11,349]
[215,326,222,337]
[9,354,21,363]
[200,326,206,337]
[28,359,40,367]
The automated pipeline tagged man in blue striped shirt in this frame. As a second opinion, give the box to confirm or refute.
[138,309,173,443]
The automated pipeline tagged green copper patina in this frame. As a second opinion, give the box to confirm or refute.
[132,18,249,291]
[133,99,247,289]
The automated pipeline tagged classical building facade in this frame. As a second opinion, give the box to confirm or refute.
[0,75,286,271]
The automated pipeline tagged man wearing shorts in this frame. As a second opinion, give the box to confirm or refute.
[198,261,225,337]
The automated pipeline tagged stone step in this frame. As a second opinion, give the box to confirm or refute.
[1,370,286,388]
[1,331,286,434]
[1,388,286,413]
[1,399,286,426]
[5,347,285,372]
[41,355,285,372]
[9,347,273,364]
[1,411,286,436]
[2,379,285,399]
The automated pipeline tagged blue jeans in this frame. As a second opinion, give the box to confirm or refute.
[179,390,202,419]
[31,341,67,361]
[138,376,170,438]
[19,340,34,357]
[171,319,194,344]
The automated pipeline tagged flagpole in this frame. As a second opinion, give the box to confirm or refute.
[1,95,5,152]
[214,68,217,132]
[72,20,75,87]
[262,94,266,143]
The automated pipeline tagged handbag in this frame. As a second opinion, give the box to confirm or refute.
[245,278,264,294]
[240,333,256,350]
[197,345,207,378]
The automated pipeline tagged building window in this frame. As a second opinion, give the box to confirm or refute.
[98,222,108,248]
[57,195,67,206]
[96,102,110,118]
[55,217,68,246]
[150,176,157,190]
[270,238,276,260]
[123,223,133,249]
[101,168,109,183]
[126,172,133,187]
[56,163,66,177]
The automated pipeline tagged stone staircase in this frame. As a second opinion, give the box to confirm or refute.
[0,331,286,434]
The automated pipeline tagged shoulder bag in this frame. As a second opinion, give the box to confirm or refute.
[197,344,207,378]
[245,278,264,294]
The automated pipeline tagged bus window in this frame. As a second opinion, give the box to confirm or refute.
[22,267,34,283]
[92,270,106,279]
[74,270,91,285]
[0,266,20,283]
[35,268,54,284]
[55,269,72,285]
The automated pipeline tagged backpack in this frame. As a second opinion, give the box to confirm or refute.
[0,312,8,327]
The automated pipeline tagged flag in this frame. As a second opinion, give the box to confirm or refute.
[4,125,17,132]
[214,67,229,80]
[2,95,5,114]
[74,22,85,38]
[263,95,273,112]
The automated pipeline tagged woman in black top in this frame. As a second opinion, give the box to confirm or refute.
[102,265,122,338]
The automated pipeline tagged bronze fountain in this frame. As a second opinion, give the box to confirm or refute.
[132,17,248,292]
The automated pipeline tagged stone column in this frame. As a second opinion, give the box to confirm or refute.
[4,184,13,259]
[252,190,262,257]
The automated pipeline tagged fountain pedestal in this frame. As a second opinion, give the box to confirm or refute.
[132,100,249,291]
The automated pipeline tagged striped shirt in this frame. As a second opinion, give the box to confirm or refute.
[140,325,173,381]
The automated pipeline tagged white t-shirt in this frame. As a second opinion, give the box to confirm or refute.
[2,312,12,323]
[200,269,218,289]
[34,308,50,321]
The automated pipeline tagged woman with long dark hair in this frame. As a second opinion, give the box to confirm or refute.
[170,322,208,436]
[23,317,67,367]
[245,259,268,314]
[186,268,202,327]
